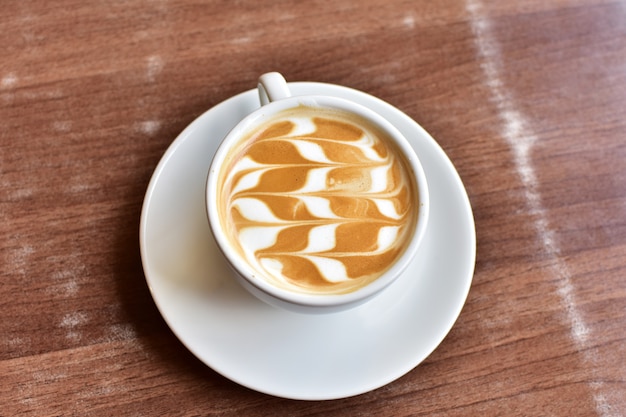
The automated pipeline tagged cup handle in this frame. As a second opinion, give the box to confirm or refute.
[258,72,292,105]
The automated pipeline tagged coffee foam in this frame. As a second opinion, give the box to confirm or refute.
[217,106,418,295]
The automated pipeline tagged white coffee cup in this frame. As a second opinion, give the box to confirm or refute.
[206,72,429,313]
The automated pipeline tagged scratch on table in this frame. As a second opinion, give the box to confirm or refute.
[7,188,34,201]
[66,182,98,194]
[1,72,17,104]
[49,266,86,298]
[403,14,416,30]
[232,36,253,44]
[1,73,18,88]
[465,1,612,415]
[23,89,64,100]
[59,312,89,342]
[52,120,73,133]
[7,243,35,278]
[101,323,139,344]
[146,55,164,83]
[136,120,162,136]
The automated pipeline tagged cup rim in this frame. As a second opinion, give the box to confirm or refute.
[206,95,429,309]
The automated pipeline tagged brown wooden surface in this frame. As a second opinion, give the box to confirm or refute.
[2,0,625,415]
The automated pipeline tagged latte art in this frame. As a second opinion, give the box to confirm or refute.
[217,106,418,295]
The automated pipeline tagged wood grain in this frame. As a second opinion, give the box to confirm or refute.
[1,0,625,415]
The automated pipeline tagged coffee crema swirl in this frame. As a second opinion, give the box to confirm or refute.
[218,106,418,295]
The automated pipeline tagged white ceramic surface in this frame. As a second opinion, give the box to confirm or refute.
[207,74,430,313]
[139,82,476,400]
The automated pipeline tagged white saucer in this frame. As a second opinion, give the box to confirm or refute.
[139,82,476,400]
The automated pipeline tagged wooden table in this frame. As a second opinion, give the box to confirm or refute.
[2,0,625,415]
